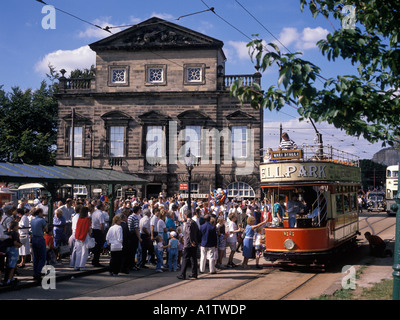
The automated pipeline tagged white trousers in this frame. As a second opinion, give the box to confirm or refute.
[199,246,216,273]
[73,238,89,268]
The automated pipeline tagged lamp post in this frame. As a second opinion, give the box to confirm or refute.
[184,148,195,214]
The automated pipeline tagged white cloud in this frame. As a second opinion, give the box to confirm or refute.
[226,41,249,60]
[274,26,329,51]
[34,45,96,76]
[275,27,299,48]
[300,27,329,49]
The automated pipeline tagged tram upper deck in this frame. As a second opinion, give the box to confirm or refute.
[260,144,360,186]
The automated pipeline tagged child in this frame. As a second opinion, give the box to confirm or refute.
[167,231,179,272]
[154,235,165,272]
[44,228,57,266]
[254,226,265,269]
[5,221,22,286]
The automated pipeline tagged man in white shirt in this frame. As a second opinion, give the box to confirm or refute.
[91,202,105,267]
[139,208,153,267]
[36,197,49,222]
[59,198,75,237]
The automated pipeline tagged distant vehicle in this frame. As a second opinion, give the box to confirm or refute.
[386,164,398,215]
[366,191,386,212]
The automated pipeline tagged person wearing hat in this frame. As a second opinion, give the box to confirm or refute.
[279,132,298,150]
[167,231,179,272]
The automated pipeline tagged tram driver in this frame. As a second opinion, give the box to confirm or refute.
[286,194,303,228]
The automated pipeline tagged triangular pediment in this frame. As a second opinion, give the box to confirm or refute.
[89,17,224,52]
[226,110,256,122]
[138,110,171,125]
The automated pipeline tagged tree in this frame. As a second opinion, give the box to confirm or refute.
[230,0,400,300]
[0,81,58,164]
[231,0,400,145]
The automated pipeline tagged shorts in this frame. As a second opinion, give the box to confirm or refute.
[6,247,19,269]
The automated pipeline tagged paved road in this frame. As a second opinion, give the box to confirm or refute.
[0,211,395,302]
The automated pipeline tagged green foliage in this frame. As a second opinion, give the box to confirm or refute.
[231,0,400,144]
[0,81,58,165]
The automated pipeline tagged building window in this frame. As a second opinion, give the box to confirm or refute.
[110,126,125,157]
[187,67,202,82]
[227,182,255,198]
[184,64,205,85]
[146,65,167,85]
[108,66,129,86]
[184,126,201,157]
[69,127,83,158]
[232,126,247,158]
[146,126,165,163]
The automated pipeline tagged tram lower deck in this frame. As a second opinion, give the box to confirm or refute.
[260,148,361,264]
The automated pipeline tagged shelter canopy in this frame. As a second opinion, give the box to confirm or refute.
[0,162,147,185]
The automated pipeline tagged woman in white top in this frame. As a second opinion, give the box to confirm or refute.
[17,208,31,267]
[226,212,242,268]
[106,215,123,276]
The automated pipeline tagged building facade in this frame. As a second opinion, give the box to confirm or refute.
[55,17,263,199]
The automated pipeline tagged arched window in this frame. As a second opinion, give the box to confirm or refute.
[227,182,255,198]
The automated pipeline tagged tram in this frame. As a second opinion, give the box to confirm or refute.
[260,144,361,265]
[386,164,398,215]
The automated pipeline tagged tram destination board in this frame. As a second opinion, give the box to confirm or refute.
[271,149,302,160]
[260,161,361,183]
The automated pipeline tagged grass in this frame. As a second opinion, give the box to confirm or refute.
[313,264,394,300]
[314,279,393,300]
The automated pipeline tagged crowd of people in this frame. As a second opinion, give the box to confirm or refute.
[0,190,392,287]
[0,194,274,286]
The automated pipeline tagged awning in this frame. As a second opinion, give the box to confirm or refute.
[0,162,148,186]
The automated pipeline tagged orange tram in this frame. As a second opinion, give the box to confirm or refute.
[260,145,361,265]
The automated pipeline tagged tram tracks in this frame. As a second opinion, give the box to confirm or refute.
[67,214,397,301]
[277,214,397,300]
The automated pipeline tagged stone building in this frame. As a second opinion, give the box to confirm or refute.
[55,17,263,199]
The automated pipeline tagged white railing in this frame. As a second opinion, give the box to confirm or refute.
[261,144,359,167]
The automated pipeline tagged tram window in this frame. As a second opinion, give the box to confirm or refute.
[336,194,343,214]
[343,194,350,212]
[350,194,357,211]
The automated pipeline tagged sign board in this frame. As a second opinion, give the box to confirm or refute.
[179,183,189,190]
[270,149,303,160]
[260,161,361,184]
[180,193,209,199]
[125,187,137,198]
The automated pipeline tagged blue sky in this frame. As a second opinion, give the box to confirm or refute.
[0,0,386,159]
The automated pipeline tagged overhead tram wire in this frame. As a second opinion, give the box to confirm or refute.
[34,1,214,35]
[104,7,216,30]
[34,0,113,34]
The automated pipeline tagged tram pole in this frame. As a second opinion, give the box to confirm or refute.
[392,148,400,300]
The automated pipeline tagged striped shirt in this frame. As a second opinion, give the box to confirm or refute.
[127,213,140,233]
[279,139,297,150]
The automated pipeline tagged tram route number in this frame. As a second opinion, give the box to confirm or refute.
[283,231,294,236]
